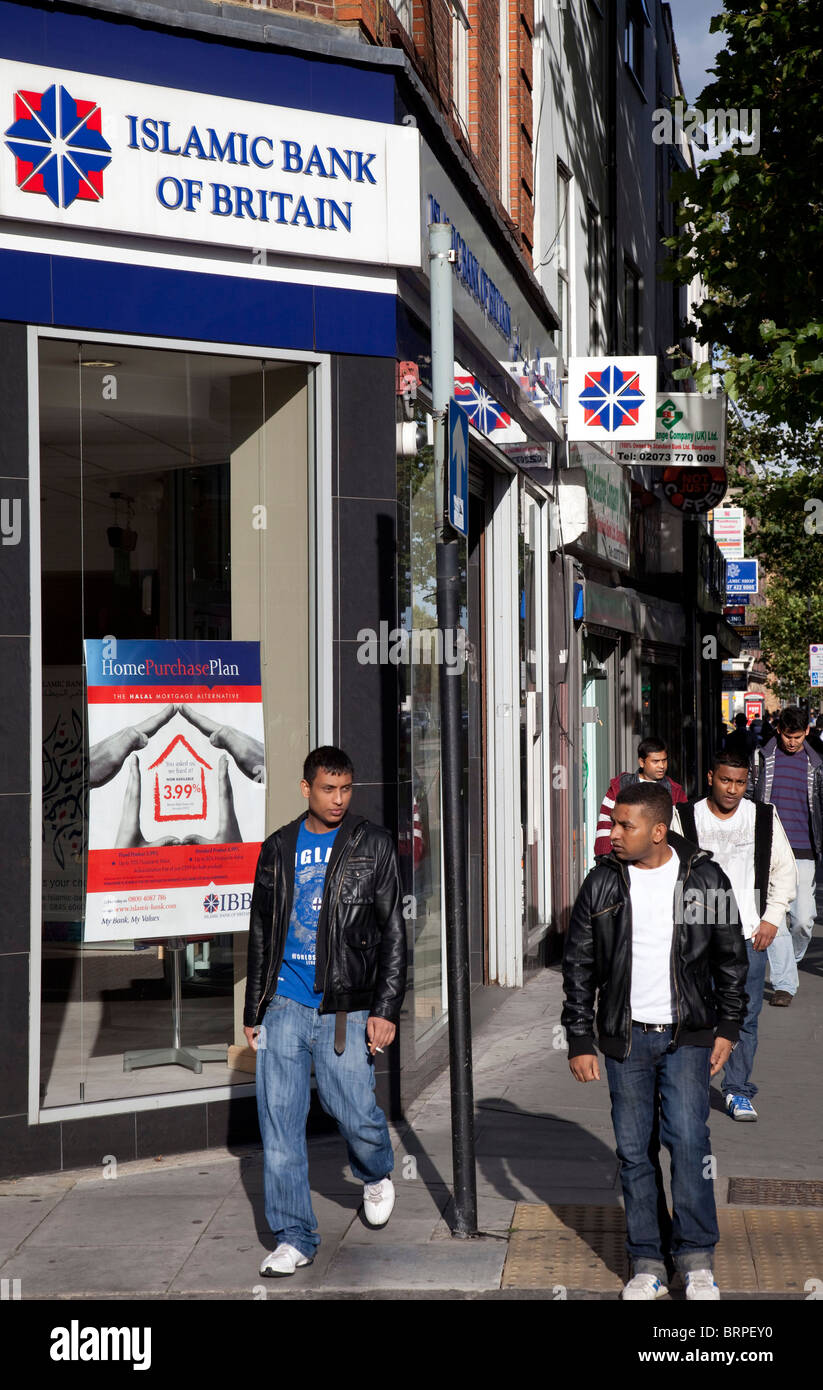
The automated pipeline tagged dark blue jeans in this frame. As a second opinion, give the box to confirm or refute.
[605,1026,718,1282]
[722,939,766,1101]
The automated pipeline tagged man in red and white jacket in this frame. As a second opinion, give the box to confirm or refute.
[593,737,687,858]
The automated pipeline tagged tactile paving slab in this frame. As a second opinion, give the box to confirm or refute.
[504,1204,627,1291]
[502,1204,823,1293]
[727,1178,823,1207]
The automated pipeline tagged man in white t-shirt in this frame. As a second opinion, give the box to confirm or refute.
[562,781,747,1302]
[673,752,796,1122]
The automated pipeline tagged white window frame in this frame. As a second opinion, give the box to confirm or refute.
[498,0,511,210]
[394,0,414,34]
[587,200,601,355]
[451,0,471,133]
[28,324,333,1125]
[556,161,572,365]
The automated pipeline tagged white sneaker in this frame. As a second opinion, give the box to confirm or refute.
[622,1272,668,1301]
[363,1176,396,1227]
[259,1242,313,1277]
[686,1269,720,1301]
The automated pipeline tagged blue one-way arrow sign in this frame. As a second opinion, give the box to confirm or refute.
[448,398,469,537]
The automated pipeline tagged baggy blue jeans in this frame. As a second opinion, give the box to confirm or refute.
[722,938,766,1101]
[255,995,394,1258]
[605,1026,718,1282]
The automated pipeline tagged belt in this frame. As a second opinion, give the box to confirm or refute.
[632,1021,672,1033]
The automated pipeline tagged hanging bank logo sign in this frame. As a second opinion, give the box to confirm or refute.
[0,60,421,267]
[566,357,658,441]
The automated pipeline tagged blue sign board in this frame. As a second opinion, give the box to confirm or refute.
[448,397,469,537]
[725,559,758,595]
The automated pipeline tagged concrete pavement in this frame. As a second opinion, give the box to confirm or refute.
[1,929,821,1300]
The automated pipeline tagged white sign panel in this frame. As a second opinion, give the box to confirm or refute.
[613,393,726,467]
[567,357,658,441]
[810,644,823,675]
[0,59,421,267]
[84,640,264,943]
[712,506,745,559]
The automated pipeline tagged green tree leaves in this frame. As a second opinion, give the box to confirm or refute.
[664,0,823,429]
[727,412,823,698]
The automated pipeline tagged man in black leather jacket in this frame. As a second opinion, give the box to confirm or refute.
[562,781,747,1302]
[244,746,406,1277]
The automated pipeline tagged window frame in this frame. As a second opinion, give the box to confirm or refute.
[451,0,471,133]
[28,324,332,1125]
[622,257,643,354]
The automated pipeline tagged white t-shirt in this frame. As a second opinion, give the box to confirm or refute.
[693,797,757,938]
[628,846,680,1023]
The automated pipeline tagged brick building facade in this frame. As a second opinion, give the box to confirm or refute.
[219,0,535,259]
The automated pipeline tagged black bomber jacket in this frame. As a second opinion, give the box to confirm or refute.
[561,832,748,1060]
[243,811,407,1028]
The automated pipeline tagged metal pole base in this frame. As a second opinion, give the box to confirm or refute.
[123,1044,228,1074]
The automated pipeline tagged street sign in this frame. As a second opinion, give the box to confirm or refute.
[447,397,469,537]
[809,644,823,688]
[745,695,764,722]
[724,606,746,626]
[726,559,758,595]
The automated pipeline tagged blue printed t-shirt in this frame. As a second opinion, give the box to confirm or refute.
[276,822,339,1006]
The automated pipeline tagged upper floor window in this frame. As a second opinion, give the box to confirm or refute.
[452,0,471,132]
[556,162,572,364]
[395,0,413,33]
[623,258,642,353]
[624,0,650,89]
[587,202,601,354]
[498,0,510,210]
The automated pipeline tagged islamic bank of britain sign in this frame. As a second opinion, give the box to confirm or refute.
[0,60,421,267]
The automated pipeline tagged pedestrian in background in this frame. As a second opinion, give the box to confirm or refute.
[674,752,796,1121]
[593,737,687,857]
[748,707,823,1006]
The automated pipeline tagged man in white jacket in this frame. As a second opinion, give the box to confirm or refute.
[673,752,796,1122]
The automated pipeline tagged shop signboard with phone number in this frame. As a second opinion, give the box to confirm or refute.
[613,393,725,467]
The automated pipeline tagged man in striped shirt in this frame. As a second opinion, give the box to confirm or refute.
[748,706,823,1005]
[593,737,687,859]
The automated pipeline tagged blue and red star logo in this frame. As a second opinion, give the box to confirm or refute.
[203,894,219,914]
[4,84,111,209]
[578,365,646,431]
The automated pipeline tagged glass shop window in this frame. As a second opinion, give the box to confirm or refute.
[39,338,311,1109]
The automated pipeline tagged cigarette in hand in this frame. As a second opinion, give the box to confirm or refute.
[374,1045,385,1053]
